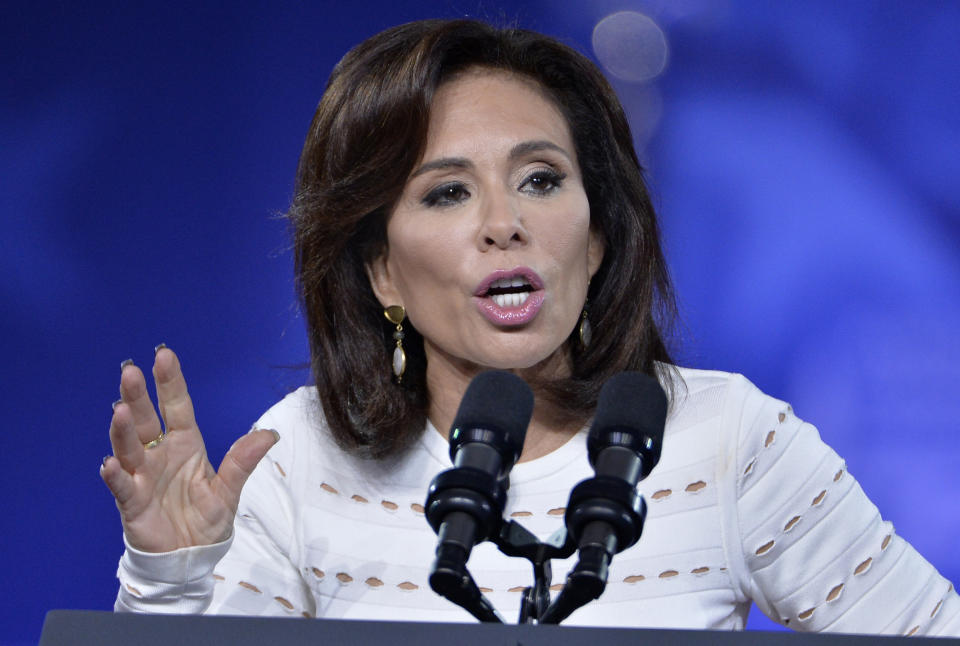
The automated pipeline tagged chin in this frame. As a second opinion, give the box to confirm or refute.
[473,340,571,376]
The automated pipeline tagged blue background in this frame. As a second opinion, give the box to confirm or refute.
[3,1,958,643]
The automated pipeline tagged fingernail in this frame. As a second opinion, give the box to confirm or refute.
[112,399,122,411]
[268,429,280,443]
[102,455,111,467]
[154,343,167,354]
[121,358,134,370]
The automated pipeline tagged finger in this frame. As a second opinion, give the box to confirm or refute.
[100,455,136,506]
[119,360,164,444]
[213,429,280,509]
[109,402,146,474]
[153,347,198,434]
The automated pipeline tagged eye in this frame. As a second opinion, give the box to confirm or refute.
[519,168,566,196]
[422,182,471,207]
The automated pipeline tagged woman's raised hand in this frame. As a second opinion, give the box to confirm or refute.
[100,347,279,553]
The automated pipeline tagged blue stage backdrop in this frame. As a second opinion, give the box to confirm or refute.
[2,2,958,644]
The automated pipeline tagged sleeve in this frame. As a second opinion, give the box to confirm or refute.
[720,374,960,636]
[114,406,316,618]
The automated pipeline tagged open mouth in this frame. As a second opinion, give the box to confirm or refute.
[484,276,535,308]
[473,267,545,326]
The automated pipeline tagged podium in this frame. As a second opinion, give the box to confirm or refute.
[40,610,960,645]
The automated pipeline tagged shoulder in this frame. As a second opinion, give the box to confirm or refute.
[664,365,783,431]
[668,367,838,505]
[253,385,323,435]
[247,386,439,491]
[249,385,343,458]
[241,386,343,494]
[659,366,803,480]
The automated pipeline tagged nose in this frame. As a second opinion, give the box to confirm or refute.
[477,191,528,251]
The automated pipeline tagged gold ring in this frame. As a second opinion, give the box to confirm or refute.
[144,432,165,449]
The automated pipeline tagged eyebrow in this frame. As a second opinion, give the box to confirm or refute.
[410,139,572,178]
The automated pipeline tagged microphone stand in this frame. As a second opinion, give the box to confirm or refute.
[428,488,645,625]
[493,521,575,623]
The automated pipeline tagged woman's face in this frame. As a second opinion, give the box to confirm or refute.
[368,68,603,378]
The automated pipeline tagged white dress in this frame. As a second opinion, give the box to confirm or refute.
[115,367,960,636]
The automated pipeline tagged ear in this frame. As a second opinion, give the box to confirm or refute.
[365,251,403,309]
[587,226,605,278]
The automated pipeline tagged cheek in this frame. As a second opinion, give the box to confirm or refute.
[386,226,464,314]
[546,197,593,271]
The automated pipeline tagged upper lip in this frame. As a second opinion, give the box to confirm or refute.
[473,267,544,296]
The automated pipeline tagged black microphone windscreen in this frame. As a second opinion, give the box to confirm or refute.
[449,371,534,463]
[588,372,668,471]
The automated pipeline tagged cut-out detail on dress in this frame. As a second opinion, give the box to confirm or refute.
[756,540,775,555]
[784,516,801,532]
[336,573,353,583]
[743,459,756,476]
[624,574,646,583]
[410,503,425,514]
[365,577,384,587]
[125,584,142,597]
[881,534,892,550]
[778,412,786,423]
[826,584,844,602]
[351,494,368,503]
[238,581,261,593]
[765,431,776,447]
[685,480,706,493]
[274,463,286,477]
[798,607,815,620]
[320,483,338,494]
[479,587,493,593]
[834,469,844,482]
[510,511,533,518]
[659,570,679,578]
[691,567,710,575]
[301,611,312,618]
[508,586,526,593]
[854,558,873,575]
[932,599,943,618]
[550,583,563,591]
[212,574,225,581]
[381,500,399,510]
[397,582,419,591]
[547,507,565,516]
[811,490,827,506]
[651,489,672,500]
[311,567,324,579]
[274,596,294,609]
[906,626,920,636]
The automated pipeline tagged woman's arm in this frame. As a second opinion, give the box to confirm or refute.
[721,375,960,635]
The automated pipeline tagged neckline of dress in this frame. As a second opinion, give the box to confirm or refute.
[420,419,588,484]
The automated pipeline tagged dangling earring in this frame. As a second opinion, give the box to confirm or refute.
[384,305,406,383]
[578,302,592,349]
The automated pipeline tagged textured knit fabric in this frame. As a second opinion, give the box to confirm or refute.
[115,368,960,635]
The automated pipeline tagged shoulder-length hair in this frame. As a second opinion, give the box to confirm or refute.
[288,19,678,459]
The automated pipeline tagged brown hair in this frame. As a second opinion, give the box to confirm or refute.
[288,19,678,459]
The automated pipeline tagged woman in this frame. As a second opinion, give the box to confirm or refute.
[101,19,960,634]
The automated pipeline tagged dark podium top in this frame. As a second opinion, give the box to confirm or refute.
[40,610,960,645]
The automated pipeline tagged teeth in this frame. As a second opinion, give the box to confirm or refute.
[490,276,531,290]
[492,292,530,308]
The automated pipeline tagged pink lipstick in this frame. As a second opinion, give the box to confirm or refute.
[473,267,545,326]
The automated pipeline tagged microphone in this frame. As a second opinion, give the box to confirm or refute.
[587,370,666,487]
[424,370,534,622]
[541,371,667,624]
